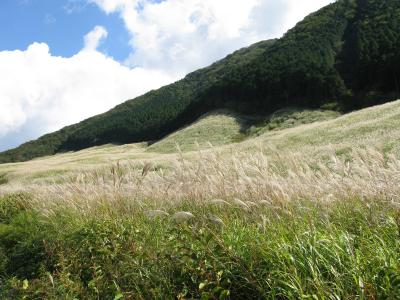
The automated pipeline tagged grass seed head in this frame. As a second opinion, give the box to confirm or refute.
[209,199,231,207]
[246,201,258,208]
[232,198,250,210]
[259,200,272,206]
[145,210,170,218]
[206,214,225,227]
[172,211,195,223]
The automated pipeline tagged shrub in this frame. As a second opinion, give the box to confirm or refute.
[0,193,32,224]
[0,173,8,185]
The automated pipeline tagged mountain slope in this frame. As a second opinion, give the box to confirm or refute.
[0,99,398,185]
[1,0,399,163]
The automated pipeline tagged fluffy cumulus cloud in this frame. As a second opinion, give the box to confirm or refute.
[90,0,335,74]
[0,26,174,151]
[0,0,335,151]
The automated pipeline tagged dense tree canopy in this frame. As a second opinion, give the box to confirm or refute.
[1,0,399,163]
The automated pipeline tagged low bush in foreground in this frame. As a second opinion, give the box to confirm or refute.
[0,193,399,299]
[0,173,8,185]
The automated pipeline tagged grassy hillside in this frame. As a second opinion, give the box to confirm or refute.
[0,107,340,184]
[2,100,400,185]
[147,109,341,153]
[1,0,400,163]
[1,100,400,298]
[146,111,250,153]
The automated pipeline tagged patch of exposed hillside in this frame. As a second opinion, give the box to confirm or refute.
[146,111,254,153]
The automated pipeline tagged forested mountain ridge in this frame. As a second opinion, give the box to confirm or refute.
[1,0,399,163]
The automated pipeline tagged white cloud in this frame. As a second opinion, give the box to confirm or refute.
[0,27,176,151]
[90,0,335,75]
[83,25,108,51]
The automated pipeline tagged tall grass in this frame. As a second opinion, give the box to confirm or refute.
[0,148,400,299]
[32,147,400,213]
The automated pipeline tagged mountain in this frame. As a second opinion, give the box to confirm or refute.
[1,0,399,164]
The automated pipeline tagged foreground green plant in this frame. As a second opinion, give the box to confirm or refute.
[0,173,8,185]
[0,194,399,299]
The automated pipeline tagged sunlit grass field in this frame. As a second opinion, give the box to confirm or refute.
[1,101,400,299]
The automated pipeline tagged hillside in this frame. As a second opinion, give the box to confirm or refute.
[147,108,341,153]
[0,99,398,185]
[146,111,250,153]
[1,0,400,163]
[1,100,400,298]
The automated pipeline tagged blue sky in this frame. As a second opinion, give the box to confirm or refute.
[0,0,335,152]
[0,0,131,61]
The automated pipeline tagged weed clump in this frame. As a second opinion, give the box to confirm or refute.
[0,173,8,185]
[0,193,32,224]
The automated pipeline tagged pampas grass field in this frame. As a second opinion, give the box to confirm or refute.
[1,101,400,299]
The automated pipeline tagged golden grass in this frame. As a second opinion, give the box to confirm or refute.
[0,99,400,199]
[6,146,397,220]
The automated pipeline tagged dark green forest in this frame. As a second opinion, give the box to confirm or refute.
[1,0,399,163]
